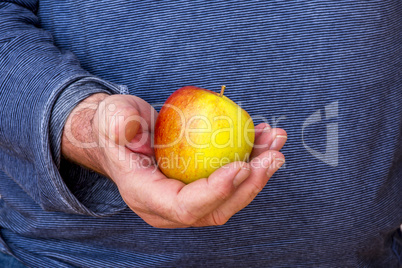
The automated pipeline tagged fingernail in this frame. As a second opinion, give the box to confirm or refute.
[266,158,285,177]
[233,164,251,187]
[263,126,271,132]
[276,135,288,139]
[271,135,287,149]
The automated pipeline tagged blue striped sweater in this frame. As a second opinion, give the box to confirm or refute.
[0,1,401,267]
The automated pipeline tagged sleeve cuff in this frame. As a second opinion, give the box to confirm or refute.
[43,76,128,216]
[50,77,114,168]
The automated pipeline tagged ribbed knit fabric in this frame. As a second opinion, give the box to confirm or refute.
[0,1,401,267]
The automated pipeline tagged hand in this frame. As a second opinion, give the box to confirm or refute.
[62,93,287,228]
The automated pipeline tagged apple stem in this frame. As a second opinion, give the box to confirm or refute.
[220,85,226,97]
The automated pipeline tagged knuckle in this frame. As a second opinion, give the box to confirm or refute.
[212,210,229,226]
[215,187,232,202]
[175,205,199,226]
[181,215,198,226]
[211,181,233,202]
[250,182,264,197]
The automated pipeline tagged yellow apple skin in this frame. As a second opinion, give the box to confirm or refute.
[154,86,255,184]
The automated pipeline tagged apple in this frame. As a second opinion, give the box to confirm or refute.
[154,85,255,184]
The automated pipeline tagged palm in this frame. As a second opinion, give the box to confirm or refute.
[97,94,287,228]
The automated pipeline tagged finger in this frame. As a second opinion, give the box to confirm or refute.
[202,150,285,225]
[173,161,251,225]
[269,129,287,151]
[97,95,158,152]
[114,106,141,145]
[128,95,158,133]
[125,129,155,157]
[115,150,250,226]
[251,127,287,159]
[254,123,271,141]
[97,95,141,145]
[118,96,158,154]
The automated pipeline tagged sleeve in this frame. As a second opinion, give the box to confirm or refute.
[0,1,128,216]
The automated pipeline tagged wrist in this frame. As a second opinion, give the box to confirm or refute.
[61,93,110,176]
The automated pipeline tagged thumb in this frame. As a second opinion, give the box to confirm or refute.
[97,95,142,146]
[176,161,251,223]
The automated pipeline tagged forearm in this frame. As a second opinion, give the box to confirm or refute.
[61,93,110,177]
